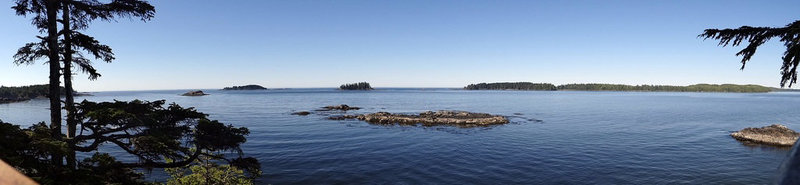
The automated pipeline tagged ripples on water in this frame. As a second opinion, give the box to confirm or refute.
[1,89,799,184]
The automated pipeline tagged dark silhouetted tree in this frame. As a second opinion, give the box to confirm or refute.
[57,0,154,168]
[0,100,260,184]
[700,20,800,87]
[13,0,65,167]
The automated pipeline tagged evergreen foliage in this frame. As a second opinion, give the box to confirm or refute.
[700,20,800,87]
[0,100,261,184]
[339,82,373,90]
[464,82,557,90]
[166,155,260,185]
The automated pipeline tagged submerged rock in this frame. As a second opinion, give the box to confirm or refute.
[731,124,800,146]
[336,110,508,127]
[291,111,311,116]
[181,90,208,96]
[318,104,361,111]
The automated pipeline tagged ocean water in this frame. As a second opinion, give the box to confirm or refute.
[1,88,799,184]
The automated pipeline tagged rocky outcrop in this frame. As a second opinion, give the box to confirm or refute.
[318,104,361,111]
[731,124,800,146]
[181,90,208,96]
[331,110,508,127]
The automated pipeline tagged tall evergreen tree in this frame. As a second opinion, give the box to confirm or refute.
[57,0,154,167]
[12,0,64,166]
[700,20,800,87]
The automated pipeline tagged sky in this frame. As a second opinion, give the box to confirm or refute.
[0,0,799,91]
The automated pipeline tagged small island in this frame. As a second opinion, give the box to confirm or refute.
[222,84,267,90]
[464,82,774,93]
[339,82,373,90]
[181,90,208,96]
[329,110,509,127]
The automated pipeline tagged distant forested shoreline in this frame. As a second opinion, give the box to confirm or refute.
[465,82,557,90]
[465,82,775,93]
[0,84,81,103]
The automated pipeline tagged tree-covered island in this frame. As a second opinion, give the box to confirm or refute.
[339,82,374,90]
[223,84,268,90]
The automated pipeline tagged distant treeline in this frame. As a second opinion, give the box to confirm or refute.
[465,82,556,90]
[340,82,373,90]
[0,84,77,103]
[464,82,773,93]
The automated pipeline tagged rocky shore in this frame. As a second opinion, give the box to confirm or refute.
[731,124,800,146]
[330,110,509,127]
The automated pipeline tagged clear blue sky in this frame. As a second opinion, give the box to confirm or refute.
[1,0,798,91]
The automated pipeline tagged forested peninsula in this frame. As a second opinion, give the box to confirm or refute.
[464,82,775,93]
[0,84,81,104]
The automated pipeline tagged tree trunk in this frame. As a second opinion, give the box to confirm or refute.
[45,0,63,167]
[62,1,77,168]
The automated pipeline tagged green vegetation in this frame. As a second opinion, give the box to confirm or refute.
[223,84,268,90]
[463,82,773,93]
[166,155,261,185]
[464,82,556,90]
[340,82,374,90]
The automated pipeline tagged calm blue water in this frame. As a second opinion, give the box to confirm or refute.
[1,88,799,184]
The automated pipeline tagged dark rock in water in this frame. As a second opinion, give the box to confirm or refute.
[318,104,361,111]
[731,124,800,146]
[336,110,508,127]
[181,90,208,96]
[328,115,359,120]
[222,84,267,90]
[292,111,311,116]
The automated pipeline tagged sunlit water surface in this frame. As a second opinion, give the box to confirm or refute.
[1,89,799,184]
